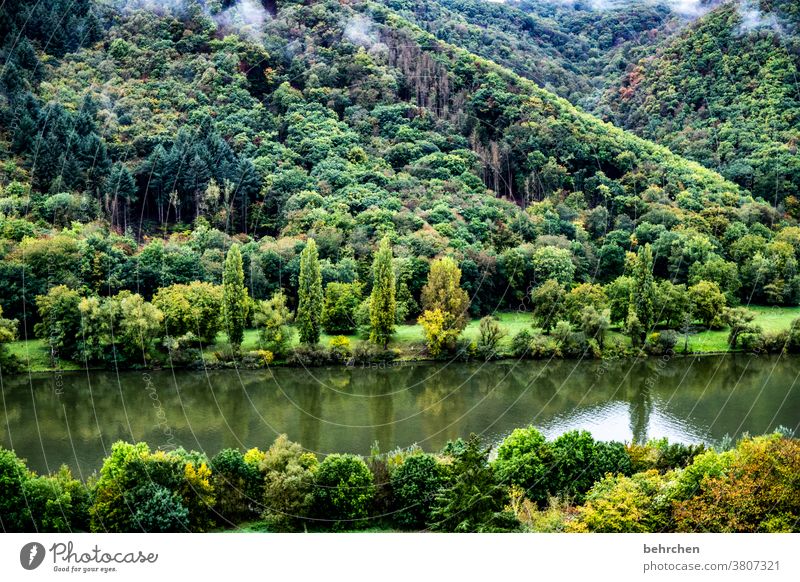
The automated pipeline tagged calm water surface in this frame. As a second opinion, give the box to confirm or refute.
[2,355,799,475]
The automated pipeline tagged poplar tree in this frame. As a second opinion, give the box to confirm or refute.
[369,237,396,349]
[297,239,323,345]
[222,244,248,352]
[628,244,656,346]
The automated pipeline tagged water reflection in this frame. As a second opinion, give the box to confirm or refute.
[1,354,798,475]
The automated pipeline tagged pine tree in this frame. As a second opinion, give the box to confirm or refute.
[297,239,323,345]
[222,244,248,353]
[629,244,656,346]
[369,237,396,349]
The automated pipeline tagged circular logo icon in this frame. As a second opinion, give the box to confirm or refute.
[20,542,46,570]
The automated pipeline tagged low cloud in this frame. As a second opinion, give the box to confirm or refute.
[536,0,719,19]
[112,0,270,42]
[343,14,379,48]
[214,0,269,42]
[736,0,783,34]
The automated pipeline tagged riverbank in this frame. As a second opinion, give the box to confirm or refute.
[7,306,800,374]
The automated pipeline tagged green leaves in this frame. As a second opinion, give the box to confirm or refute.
[222,244,248,352]
[297,239,323,345]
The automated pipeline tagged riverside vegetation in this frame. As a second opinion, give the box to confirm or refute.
[1,429,797,533]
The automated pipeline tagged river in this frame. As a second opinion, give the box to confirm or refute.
[1,354,798,476]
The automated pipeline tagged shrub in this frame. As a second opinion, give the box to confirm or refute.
[161,332,201,364]
[673,436,800,532]
[0,306,21,372]
[152,282,223,344]
[34,285,82,361]
[531,279,566,333]
[627,439,706,474]
[476,315,507,360]
[90,442,214,533]
[644,330,678,356]
[571,470,671,533]
[430,434,519,532]
[287,345,332,366]
[24,465,91,532]
[0,447,32,531]
[254,292,294,357]
[312,454,375,530]
[418,308,457,356]
[549,431,631,503]
[261,435,318,531]
[528,334,561,358]
[551,321,588,357]
[493,426,551,506]
[327,335,352,363]
[390,453,447,530]
[211,449,262,525]
[509,329,534,358]
[509,488,577,533]
[130,483,189,532]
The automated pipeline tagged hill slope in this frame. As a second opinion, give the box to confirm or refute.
[2,0,796,334]
[601,0,800,206]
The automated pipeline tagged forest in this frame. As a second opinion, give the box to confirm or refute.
[1,0,799,372]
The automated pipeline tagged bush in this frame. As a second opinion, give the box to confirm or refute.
[552,321,588,357]
[510,329,534,358]
[627,439,706,474]
[24,465,91,532]
[493,426,551,506]
[130,483,190,532]
[430,434,519,532]
[260,435,318,531]
[287,345,332,366]
[161,332,201,365]
[644,330,678,356]
[419,308,460,356]
[350,342,398,365]
[571,470,671,533]
[549,431,631,503]
[673,436,800,532]
[254,292,294,357]
[390,453,447,530]
[528,334,561,358]
[0,447,32,531]
[152,281,223,344]
[312,454,375,530]
[211,449,262,525]
[476,315,507,360]
[90,442,215,533]
[509,488,577,533]
[327,335,352,363]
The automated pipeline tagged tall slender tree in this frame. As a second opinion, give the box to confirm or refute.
[222,244,247,352]
[369,237,396,349]
[628,243,656,346]
[297,239,323,345]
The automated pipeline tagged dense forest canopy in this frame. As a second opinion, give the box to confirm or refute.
[0,0,797,360]
[602,0,800,207]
